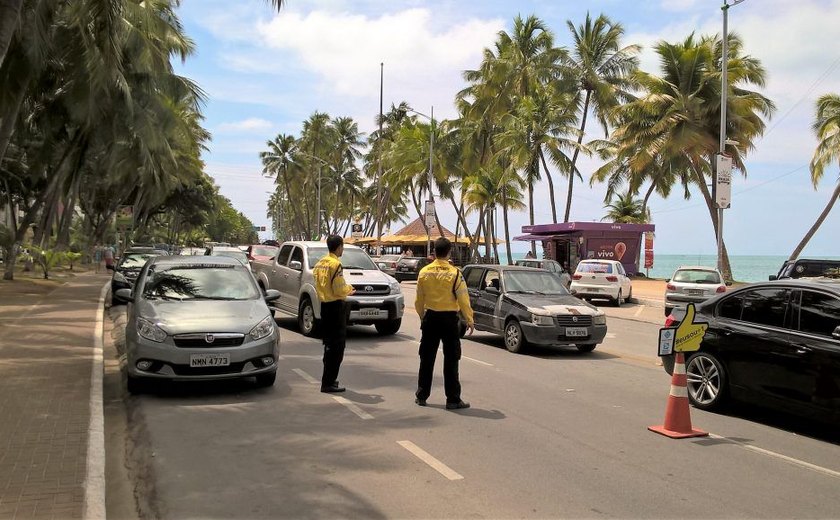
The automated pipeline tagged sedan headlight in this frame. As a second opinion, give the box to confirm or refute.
[531,314,554,326]
[137,317,167,343]
[389,280,401,294]
[593,314,607,326]
[113,271,127,283]
[250,316,275,341]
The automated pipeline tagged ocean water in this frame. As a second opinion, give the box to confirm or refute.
[501,252,840,283]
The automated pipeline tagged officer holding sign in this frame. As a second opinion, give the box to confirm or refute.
[414,237,474,409]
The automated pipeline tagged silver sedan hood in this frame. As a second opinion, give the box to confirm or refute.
[137,299,271,335]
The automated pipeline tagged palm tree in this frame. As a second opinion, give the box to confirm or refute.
[562,13,640,222]
[602,192,649,224]
[261,134,307,238]
[789,94,840,260]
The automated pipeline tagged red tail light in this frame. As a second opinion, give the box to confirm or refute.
[716,285,727,293]
[606,276,618,282]
[664,315,676,327]
[572,274,582,280]
[666,283,676,290]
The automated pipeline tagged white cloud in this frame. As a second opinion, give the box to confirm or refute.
[216,118,275,133]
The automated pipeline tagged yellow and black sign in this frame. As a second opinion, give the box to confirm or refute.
[658,304,708,356]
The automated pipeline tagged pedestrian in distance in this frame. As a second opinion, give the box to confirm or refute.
[104,245,115,271]
[414,237,475,410]
[524,251,535,259]
[312,235,356,393]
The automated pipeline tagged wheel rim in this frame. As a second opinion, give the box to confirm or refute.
[686,356,721,405]
[505,324,520,349]
[302,304,314,332]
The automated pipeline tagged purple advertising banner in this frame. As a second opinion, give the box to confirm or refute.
[584,237,642,275]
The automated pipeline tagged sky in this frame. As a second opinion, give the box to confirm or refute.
[173,0,840,256]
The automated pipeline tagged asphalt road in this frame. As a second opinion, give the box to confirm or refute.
[109,286,840,519]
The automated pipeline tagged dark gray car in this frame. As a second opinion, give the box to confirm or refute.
[462,265,608,353]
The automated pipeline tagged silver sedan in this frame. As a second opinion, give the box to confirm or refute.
[114,256,281,393]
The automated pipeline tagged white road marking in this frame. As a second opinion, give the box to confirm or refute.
[633,306,645,317]
[709,434,840,480]
[292,368,319,384]
[83,282,109,520]
[397,440,464,481]
[332,396,374,420]
[606,333,617,339]
[462,355,493,367]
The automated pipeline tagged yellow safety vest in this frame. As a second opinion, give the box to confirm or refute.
[313,253,353,303]
[415,259,474,327]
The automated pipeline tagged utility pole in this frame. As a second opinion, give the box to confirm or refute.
[427,105,434,258]
[375,62,384,255]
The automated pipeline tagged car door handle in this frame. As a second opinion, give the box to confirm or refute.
[793,344,813,355]
[718,327,734,337]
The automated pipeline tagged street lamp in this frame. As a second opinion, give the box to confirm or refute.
[716,0,746,278]
[407,106,435,257]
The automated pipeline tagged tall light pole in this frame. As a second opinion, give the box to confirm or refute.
[716,0,745,277]
[408,106,435,256]
[375,63,384,255]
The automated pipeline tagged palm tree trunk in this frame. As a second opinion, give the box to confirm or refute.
[538,148,558,223]
[641,182,657,221]
[789,181,840,261]
[484,207,492,262]
[0,0,24,72]
[565,89,592,223]
[491,207,500,263]
[502,193,513,265]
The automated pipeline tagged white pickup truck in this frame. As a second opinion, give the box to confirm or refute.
[251,241,405,336]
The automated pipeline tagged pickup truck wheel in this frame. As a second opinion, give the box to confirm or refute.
[298,298,320,337]
[375,318,401,336]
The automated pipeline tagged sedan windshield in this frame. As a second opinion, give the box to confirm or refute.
[120,253,157,269]
[142,265,260,300]
[673,269,721,284]
[308,248,377,270]
[212,250,249,264]
[504,271,569,295]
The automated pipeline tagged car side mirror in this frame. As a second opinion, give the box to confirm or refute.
[114,288,133,303]
[769,275,778,281]
[264,289,281,303]
[665,279,670,283]
[725,281,733,286]
[289,260,302,271]
[486,286,500,296]
[833,326,840,340]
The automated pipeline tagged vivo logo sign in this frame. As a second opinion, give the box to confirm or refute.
[596,250,616,259]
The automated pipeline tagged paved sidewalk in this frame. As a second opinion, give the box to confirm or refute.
[0,275,109,519]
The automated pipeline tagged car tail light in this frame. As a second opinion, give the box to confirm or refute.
[572,274,582,280]
[606,276,618,282]
[664,315,676,327]
[666,283,676,290]
[716,285,727,293]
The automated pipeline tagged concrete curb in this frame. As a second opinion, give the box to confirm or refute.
[84,282,110,520]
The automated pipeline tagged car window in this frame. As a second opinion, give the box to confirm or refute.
[718,293,744,320]
[276,245,293,266]
[795,290,840,338]
[673,269,721,284]
[482,269,501,292]
[120,253,157,269]
[290,247,303,267]
[740,288,791,328]
[576,262,613,274]
[545,261,556,273]
[617,264,626,276]
[464,268,483,289]
[142,265,260,301]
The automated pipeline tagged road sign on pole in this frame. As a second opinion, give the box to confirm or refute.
[715,154,732,209]
[424,200,436,228]
[351,223,363,238]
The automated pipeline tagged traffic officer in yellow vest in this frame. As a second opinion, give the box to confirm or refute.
[313,235,355,393]
[414,237,475,409]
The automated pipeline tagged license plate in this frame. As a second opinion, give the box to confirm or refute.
[400,267,409,271]
[565,327,588,337]
[359,308,380,317]
[589,288,600,293]
[687,289,704,296]
[190,353,230,367]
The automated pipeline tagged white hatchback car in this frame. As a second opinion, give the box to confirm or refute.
[570,260,633,306]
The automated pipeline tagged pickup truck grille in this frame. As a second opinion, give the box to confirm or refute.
[554,315,593,327]
[351,284,390,295]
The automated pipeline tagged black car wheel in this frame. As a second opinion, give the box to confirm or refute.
[504,319,526,353]
[375,318,402,336]
[685,352,728,411]
[298,297,320,337]
[614,290,624,307]
[255,371,277,388]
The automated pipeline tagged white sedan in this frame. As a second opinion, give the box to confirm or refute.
[569,260,633,306]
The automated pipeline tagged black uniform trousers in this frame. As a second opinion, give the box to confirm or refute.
[321,300,348,388]
[416,310,462,403]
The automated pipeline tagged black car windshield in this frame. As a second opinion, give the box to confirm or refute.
[120,253,157,269]
[142,265,260,300]
[504,271,569,295]
[673,269,721,284]
[308,247,377,270]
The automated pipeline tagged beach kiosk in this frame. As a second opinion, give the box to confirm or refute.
[515,222,655,276]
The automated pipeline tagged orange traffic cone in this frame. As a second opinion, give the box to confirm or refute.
[648,352,708,439]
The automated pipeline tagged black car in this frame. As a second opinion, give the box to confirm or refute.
[394,257,432,281]
[461,265,608,353]
[769,258,840,280]
[110,248,167,305]
[662,279,840,424]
